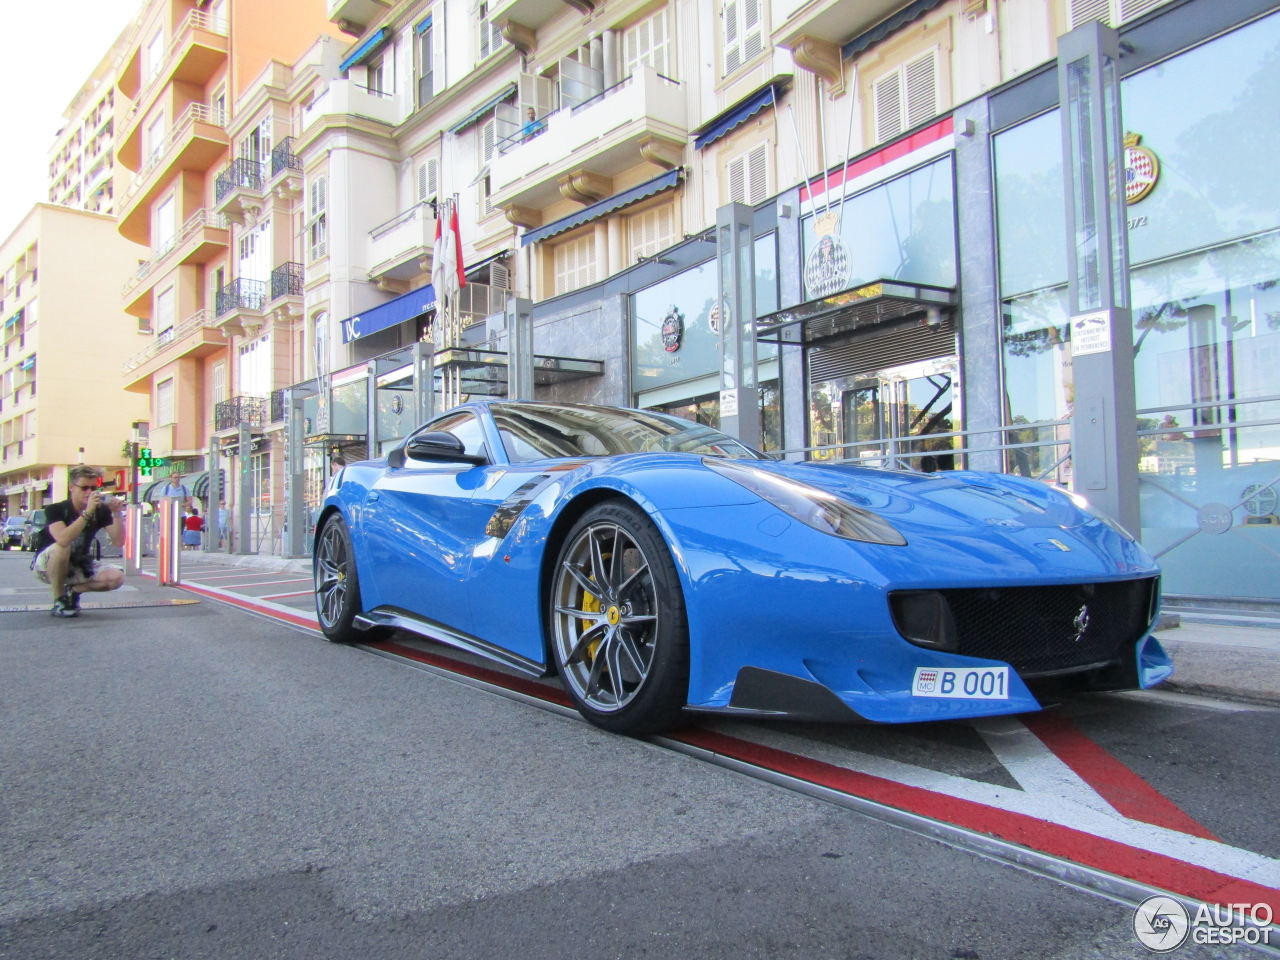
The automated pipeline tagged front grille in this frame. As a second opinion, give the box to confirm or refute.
[896,578,1158,677]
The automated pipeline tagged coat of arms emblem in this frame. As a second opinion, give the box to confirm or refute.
[804,210,851,300]
[1124,131,1159,205]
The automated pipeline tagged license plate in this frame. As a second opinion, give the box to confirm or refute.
[912,666,1010,700]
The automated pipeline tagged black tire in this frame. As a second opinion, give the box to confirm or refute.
[313,513,367,644]
[548,501,689,735]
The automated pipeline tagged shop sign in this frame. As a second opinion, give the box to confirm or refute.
[1124,131,1159,205]
[661,307,684,353]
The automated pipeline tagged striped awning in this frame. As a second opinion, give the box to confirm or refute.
[340,27,390,72]
[520,169,682,247]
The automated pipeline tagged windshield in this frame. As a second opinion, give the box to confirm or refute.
[491,403,766,464]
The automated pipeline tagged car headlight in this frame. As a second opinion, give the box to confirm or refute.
[704,458,906,545]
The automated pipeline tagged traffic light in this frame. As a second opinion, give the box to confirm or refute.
[134,445,167,478]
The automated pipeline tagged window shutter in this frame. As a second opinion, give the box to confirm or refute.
[903,51,937,130]
[490,261,510,289]
[1117,0,1166,21]
[742,0,764,63]
[873,71,903,143]
[727,153,746,204]
[481,119,496,163]
[723,0,741,74]
[1070,0,1111,26]
[418,159,438,202]
[747,144,768,204]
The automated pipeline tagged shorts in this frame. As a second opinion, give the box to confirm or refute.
[33,546,120,586]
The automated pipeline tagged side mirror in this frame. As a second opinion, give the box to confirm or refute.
[405,431,487,465]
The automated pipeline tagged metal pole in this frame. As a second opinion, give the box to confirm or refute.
[507,296,534,400]
[285,387,307,558]
[237,422,252,553]
[715,202,761,447]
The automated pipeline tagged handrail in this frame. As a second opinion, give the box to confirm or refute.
[121,209,228,295]
[122,102,225,205]
[121,309,214,373]
[124,10,227,128]
[369,201,435,239]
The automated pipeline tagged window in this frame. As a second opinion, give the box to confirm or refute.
[553,231,596,295]
[155,286,175,336]
[237,335,271,396]
[146,114,166,163]
[212,361,226,407]
[726,143,769,205]
[1069,0,1171,27]
[308,177,327,260]
[629,205,676,261]
[155,195,176,250]
[367,56,386,96]
[722,0,764,76]
[873,50,937,144]
[145,28,165,84]
[417,18,435,105]
[211,86,227,126]
[419,412,488,460]
[479,2,505,60]
[624,9,671,78]
[312,311,328,378]
[243,117,271,165]
[157,378,175,425]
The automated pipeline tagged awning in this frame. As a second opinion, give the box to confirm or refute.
[19,356,35,371]
[434,347,603,395]
[842,0,945,60]
[415,15,432,34]
[339,283,436,344]
[447,83,517,134]
[3,309,20,328]
[693,80,786,151]
[521,169,682,247]
[340,27,390,72]
[142,470,225,503]
[755,279,956,346]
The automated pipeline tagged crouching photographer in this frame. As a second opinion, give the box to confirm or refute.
[32,466,126,618]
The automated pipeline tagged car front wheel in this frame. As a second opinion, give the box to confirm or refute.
[549,501,689,736]
[314,513,366,644]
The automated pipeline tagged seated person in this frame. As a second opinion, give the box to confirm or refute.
[32,465,126,618]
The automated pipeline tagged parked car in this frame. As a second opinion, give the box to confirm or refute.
[3,515,26,550]
[313,401,1172,736]
[21,509,46,551]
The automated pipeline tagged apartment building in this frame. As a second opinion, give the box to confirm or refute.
[0,205,149,518]
[113,0,345,548]
[47,27,135,216]
[289,0,1279,608]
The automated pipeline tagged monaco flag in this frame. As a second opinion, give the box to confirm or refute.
[431,197,466,307]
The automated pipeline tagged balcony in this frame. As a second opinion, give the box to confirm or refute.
[268,262,304,319]
[117,103,229,245]
[488,0,585,39]
[327,0,391,33]
[215,395,267,431]
[121,308,227,393]
[270,389,286,424]
[215,278,267,338]
[118,10,228,144]
[214,158,265,224]
[300,80,398,137]
[367,202,436,287]
[122,209,229,316]
[268,138,303,200]
[772,0,902,54]
[489,67,686,214]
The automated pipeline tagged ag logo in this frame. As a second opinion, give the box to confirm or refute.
[1124,131,1160,205]
[804,210,851,300]
[1133,896,1190,952]
[661,307,684,353]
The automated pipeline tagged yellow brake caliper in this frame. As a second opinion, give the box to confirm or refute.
[580,587,603,663]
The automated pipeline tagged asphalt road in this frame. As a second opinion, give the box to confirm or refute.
[0,551,1268,959]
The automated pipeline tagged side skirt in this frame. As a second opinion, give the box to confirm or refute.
[355,607,547,678]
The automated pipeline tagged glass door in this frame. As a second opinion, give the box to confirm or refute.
[839,358,959,470]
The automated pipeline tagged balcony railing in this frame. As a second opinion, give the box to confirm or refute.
[215,158,264,202]
[121,308,215,373]
[122,209,228,296]
[270,138,302,179]
[120,102,225,205]
[215,395,267,431]
[270,389,286,424]
[270,262,303,300]
[215,278,266,317]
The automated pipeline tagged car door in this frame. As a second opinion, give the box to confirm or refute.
[359,411,494,631]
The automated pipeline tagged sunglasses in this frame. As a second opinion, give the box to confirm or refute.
[73,485,100,492]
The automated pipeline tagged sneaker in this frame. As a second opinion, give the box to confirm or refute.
[65,589,82,611]
[51,597,80,618]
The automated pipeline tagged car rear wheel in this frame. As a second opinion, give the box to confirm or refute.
[549,501,689,735]
[314,513,366,644]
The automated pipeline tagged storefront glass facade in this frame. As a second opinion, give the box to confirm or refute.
[994,10,1280,599]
